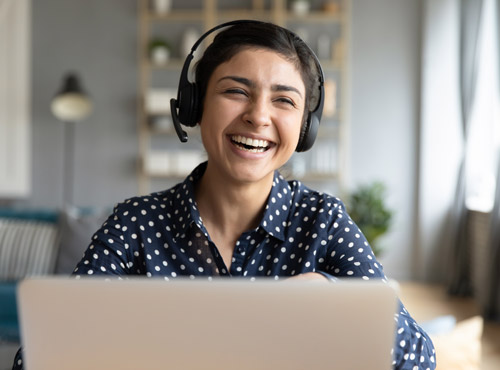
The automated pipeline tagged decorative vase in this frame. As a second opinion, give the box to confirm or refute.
[152,0,172,14]
[290,0,310,15]
[151,46,170,65]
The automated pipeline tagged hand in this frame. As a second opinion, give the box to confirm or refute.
[285,272,329,282]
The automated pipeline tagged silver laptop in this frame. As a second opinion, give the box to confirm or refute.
[17,277,398,370]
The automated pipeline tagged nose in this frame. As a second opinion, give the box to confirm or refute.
[242,96,271,127]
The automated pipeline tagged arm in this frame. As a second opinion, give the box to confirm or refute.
[11,205,138,370]
[72,205,138,277]
[320,202,436,370]
[12,348,22,370]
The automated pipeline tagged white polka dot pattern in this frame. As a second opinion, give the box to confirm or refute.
[12,162,435,370]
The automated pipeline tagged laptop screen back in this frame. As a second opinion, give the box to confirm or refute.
[18,278,398,370]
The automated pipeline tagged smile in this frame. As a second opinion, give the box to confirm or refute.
[230,135,271,153]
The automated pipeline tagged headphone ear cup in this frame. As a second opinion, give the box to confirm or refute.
[296,111,319,152]
[178,82,199,127]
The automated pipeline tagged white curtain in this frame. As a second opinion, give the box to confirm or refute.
[483,0,500,319]
[448,0,500,307]
[0,0,31,198]
[447,0,485,295]
[417,0,463,282]
[419,0,500,311]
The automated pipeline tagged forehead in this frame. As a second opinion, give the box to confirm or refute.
[211,47,305,89]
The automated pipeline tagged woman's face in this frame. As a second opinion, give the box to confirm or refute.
[199,47,306,186]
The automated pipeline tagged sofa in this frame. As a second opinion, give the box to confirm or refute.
[0,207,108,368]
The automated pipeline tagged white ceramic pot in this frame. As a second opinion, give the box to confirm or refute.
[152,0,172,14]
[291,0,310,15]
[151,46,170,65]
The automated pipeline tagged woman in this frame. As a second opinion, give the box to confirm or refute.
[13,21,435,370]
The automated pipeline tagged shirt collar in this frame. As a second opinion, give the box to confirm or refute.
[170,162,293,242]
[259,171,293,241]
[170,162,206,239]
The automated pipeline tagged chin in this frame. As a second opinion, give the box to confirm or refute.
[228,162,276,185]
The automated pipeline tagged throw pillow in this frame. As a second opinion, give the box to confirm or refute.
[54,207,108,275]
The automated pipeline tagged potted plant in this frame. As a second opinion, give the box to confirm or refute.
[149,38,171,66]
[347,182,393,256]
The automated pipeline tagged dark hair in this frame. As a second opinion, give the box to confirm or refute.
[194,21,320,122]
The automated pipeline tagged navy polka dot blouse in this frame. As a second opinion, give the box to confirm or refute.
[12,162,436,370]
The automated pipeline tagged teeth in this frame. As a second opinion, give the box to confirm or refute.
[232,135,269,149]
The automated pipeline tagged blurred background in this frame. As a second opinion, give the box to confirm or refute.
[0,0,499,368]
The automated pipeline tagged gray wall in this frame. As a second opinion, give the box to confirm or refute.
[28,0,139,208]
[349,0,422,280]
[14,0,423,280]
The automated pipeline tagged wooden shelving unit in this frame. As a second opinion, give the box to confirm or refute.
[137,0,350,195]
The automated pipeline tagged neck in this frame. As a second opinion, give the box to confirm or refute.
[195,162,274,236]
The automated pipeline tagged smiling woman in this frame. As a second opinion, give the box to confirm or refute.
[13,21,435,370]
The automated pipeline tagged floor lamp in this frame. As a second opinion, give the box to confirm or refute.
[50,73,92,206]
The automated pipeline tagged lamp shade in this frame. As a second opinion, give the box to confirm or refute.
[51,73,92,122]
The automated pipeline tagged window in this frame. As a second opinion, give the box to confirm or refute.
[465,0,500,212]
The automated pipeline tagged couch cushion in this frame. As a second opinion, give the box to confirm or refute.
[54,207,108,275]
[0,214,60,280]
[0,209,58,223]
[0,282,19,343]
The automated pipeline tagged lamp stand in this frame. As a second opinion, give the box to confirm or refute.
[63,120,75,206]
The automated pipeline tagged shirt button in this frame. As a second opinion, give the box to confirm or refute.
[238,247,245,254]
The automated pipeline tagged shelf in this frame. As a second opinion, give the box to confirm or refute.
[146,11,204,22]
[317,125,340,139]
[147,125,200,137]
[141,149,206,179]
[143,172,191,179]
[137,0,350,195]
[320,60,343,70]
[146,59,186,70]
[285,11,344,23]
[216,10,273,22]
[295,172,340,182]
[280,167,340,182]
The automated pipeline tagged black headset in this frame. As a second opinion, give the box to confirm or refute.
[170,20,324,152]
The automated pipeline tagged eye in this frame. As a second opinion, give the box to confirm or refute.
[274,97,297,108]
[223,88,248,97]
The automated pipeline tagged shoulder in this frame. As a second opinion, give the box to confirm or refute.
[287,179,347,217]
[110,186,181,221]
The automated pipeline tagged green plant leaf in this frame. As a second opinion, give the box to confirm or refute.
[346,181,394,256]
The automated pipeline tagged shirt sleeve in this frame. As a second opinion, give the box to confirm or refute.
[11,207,133,370]
[11,348,22,370]
[73,205,135,277]
[322,202,436,370]
[315,270,339,282]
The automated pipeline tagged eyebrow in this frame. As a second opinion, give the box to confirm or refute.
[218,76,303,98]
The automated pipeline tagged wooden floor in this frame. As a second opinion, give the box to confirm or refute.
[399,282,500,370]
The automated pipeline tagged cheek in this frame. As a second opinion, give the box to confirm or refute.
[282,115,304,146]
[200,95,240,125]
